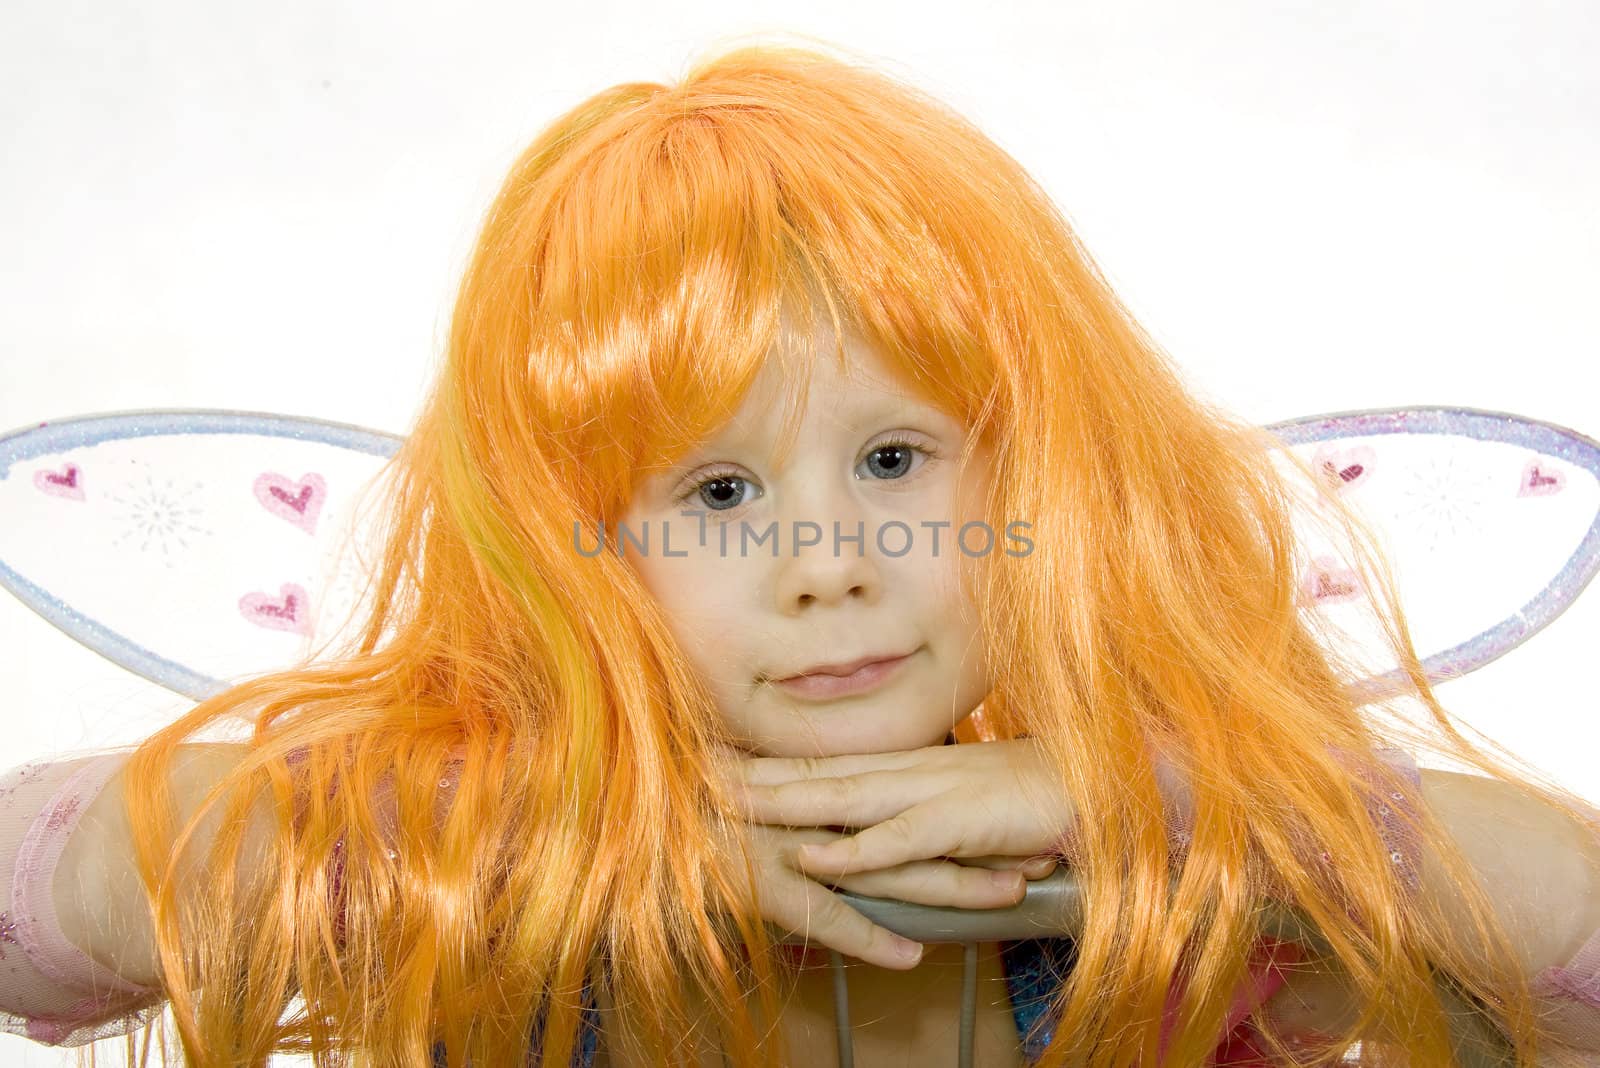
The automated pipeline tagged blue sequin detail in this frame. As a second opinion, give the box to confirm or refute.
[1000,937,1079,1064]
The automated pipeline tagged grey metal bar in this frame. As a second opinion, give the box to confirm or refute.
[772,872,1515,1068]
[831,868,1085,942]
[958,941,977,1068]
[828,949,853,1068]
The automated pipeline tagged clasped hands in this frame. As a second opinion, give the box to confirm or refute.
[709,737,1075,970]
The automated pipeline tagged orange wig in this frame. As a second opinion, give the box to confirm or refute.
[110,39,1597,1068]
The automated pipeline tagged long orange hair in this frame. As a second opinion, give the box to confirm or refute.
[108,38,1597,1067]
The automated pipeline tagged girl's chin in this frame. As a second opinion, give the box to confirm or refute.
[736,715,951,758]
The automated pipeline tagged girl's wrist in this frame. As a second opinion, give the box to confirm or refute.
[1149,745,1197,857]
[1049,742,1195,865]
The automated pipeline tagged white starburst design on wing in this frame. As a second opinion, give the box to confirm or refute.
[1396,449,1498,552]
[106,472,213,566]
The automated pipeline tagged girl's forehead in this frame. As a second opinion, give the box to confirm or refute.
[729,333,950,445]
[758,336,920,408]
[717,370,948,448]
[761,308,937,408]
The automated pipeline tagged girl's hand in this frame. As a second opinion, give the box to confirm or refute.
[720,738,1074,882]
[723,818,1056,965]
[709,739,1073,968]
[710,812,1057,971]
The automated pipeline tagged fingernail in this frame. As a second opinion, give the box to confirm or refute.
[894,938,923,962]
[991,870,1021,890]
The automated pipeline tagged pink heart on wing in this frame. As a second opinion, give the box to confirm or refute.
[1517,459,1566,498]
[253,472,326,533]
[33,463,86,501]
[1300,556,1362,606]
[1310,445,1374,494]
[239,583,313,635]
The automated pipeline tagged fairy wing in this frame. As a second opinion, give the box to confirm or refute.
[1266,406,1600,697]
[0,406,1596,699]
[0,410,401,702]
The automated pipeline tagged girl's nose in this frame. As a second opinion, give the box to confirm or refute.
[770,530,884,613]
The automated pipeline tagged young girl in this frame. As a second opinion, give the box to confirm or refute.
[4,41,1600,1068]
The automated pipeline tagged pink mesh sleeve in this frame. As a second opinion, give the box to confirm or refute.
[0,753,163,1046]
[1526,798,1600,1051]
[1127,741,1426,894]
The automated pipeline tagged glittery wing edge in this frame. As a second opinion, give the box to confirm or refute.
[0,409,402,701]
[1267,406,1600,695]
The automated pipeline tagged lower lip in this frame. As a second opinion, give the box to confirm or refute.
[771,653,913,700]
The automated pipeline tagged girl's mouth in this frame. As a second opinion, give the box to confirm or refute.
[769,652,913,700]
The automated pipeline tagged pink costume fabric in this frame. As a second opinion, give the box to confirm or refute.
[2,748,1598,1064]
[0,754,163,1046]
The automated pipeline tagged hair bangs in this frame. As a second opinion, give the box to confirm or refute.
[523,61,1024,518]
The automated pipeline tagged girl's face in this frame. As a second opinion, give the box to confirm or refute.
[620,315,994,758]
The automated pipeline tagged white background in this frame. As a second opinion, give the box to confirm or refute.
[1,1,1596,1063]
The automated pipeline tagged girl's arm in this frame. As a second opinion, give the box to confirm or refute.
[1262,767,1600,1050]
[0,751,162,1044]
[1416,768,1600,991]
[0,744,272,1045]
[51,744,274,988]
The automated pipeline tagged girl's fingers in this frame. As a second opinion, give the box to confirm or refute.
[827,857,1030,909]
[728,748,929,788]
[796,806,967,876]
[768,870,925,970]
[1021,855,1058,878]
[738,770,928,828]
[960,853,1059,879]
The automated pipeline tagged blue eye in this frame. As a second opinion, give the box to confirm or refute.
[858,437,928,480]
[680,470,760,512]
